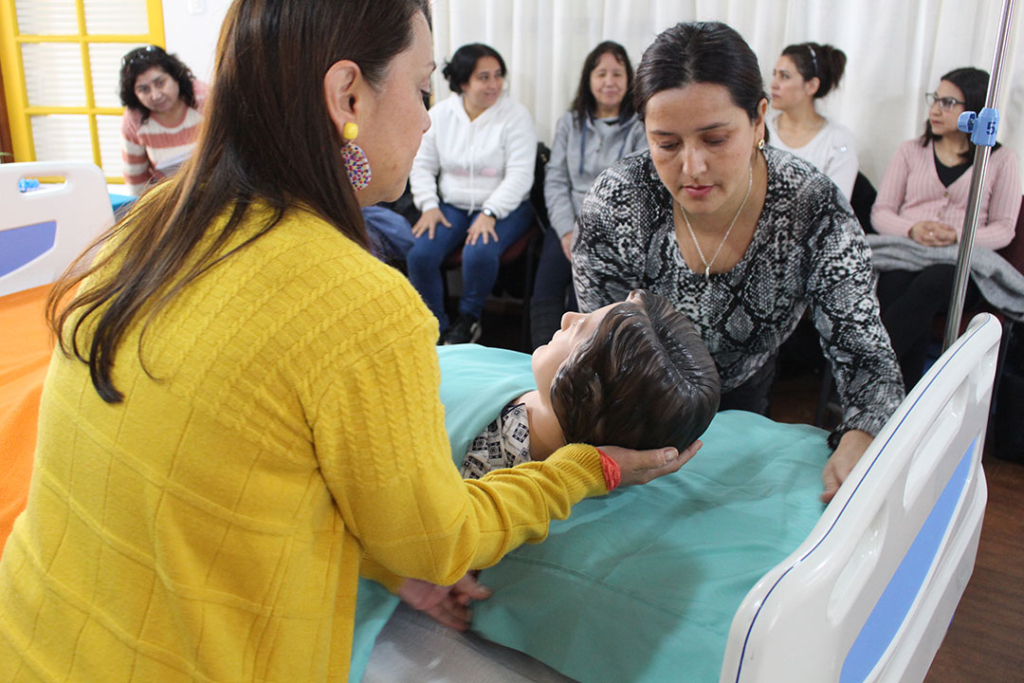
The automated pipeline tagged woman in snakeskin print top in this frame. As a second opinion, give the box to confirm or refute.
[572,22,904,504]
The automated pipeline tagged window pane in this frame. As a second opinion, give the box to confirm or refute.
[84,0,149,35]
[22,43,87,107]
[97,114,125,177]
[15,0,79,35]
[90,43,147,107]
[31,115,94,164]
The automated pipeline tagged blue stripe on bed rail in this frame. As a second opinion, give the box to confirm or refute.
[0,221,57,278]
[839,437,976,682]
[734,316,994,683]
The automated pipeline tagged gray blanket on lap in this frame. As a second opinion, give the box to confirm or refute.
[866,234,1024,322]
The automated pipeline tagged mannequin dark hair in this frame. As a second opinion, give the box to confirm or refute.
[119,45,197,122]
[634,21,769,141]
[780,42,847,99]
[920,67,998,163]
[49,0,431,403]
[550,290,721,452]
[570,41,636,128]
[442,43,506,94]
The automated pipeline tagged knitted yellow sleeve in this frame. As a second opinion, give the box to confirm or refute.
[305,281,607,586]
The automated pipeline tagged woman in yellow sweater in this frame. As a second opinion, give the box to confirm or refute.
[0,2,690,682]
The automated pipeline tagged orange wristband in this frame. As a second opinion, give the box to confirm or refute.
[596,448,622,492]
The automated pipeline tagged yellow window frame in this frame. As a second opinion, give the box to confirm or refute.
[0,0,165,183]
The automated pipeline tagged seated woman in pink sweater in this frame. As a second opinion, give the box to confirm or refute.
[119,45,208,196]
[872,67,1021,389]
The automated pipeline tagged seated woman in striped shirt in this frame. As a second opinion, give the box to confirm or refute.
[119,45,208,196]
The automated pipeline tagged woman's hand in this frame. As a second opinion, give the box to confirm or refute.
[412,207,451,239]
[820,429,874,503]
[600,440,702,486]
[466,212,499,246]
[909,221,957,247]
[397,573,492,631]
[560,231,573,261]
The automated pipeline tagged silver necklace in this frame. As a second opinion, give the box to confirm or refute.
[680,164,754,282]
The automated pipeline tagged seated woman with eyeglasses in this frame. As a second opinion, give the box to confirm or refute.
[119,45,208,196]
[872,67,1021,389]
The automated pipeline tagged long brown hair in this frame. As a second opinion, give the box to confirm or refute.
[48,0,430,403]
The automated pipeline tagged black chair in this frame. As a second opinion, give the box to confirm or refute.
[850,171,877,234]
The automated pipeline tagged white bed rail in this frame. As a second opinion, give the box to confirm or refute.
[0,161,113,297]
[722,312,1001,683]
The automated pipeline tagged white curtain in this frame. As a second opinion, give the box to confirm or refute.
[429,0,1023,186]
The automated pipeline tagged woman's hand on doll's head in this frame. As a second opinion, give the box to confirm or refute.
[601,440,702,486]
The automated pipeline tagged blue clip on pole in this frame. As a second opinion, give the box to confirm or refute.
[957,108,1000,147]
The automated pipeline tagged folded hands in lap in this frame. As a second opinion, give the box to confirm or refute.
[909,221,957,247]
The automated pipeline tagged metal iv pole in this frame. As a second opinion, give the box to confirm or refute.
[943,0,1017,350]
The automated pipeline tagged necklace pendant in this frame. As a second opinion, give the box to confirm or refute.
[705,265,710,282]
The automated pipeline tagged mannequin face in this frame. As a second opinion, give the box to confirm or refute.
[532,301,619,398]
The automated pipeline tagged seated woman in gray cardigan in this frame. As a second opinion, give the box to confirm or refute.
[531,41,647,349]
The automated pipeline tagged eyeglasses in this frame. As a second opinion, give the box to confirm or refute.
[925,93,965,112]
[121,45,158,67]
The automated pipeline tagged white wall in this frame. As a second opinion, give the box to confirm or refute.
[162,0,1023,186]
[163,0,233,84]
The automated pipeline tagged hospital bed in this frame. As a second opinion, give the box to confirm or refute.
[0,160,113,297]
[721,312,998,682]
[0,160,1000,683]
[355,313,1001,683]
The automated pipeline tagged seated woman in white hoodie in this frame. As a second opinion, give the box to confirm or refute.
[408,43,537,344]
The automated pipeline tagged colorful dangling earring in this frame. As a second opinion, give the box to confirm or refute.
[341,122,371,191]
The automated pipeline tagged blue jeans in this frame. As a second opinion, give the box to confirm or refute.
[406,201,533,331]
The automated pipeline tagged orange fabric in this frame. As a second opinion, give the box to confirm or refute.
[0,284,53,556]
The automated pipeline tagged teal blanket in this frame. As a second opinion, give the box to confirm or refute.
[350,345,828,682]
